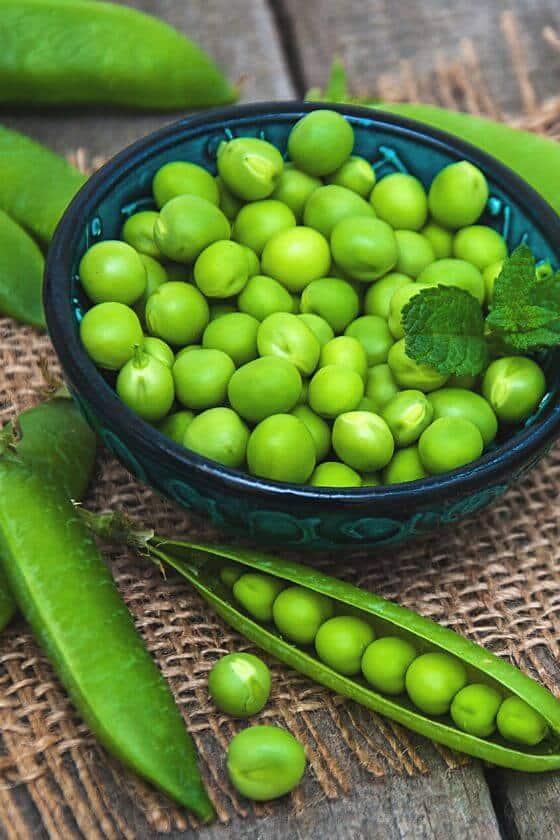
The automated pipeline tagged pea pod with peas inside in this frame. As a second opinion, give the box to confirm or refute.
[128,535,560,772]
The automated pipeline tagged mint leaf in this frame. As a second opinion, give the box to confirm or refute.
[403,285,488,376]
[486,244,560,350]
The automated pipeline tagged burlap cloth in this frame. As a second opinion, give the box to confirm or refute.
[3,22,560,837]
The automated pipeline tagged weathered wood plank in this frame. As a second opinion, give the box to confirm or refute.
[278,0,560,115]
[489,770,560,840]
[0,0,294,159]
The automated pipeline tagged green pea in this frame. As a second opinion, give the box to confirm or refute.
[80,301,143,370]
[141,336,174,369]
[325,155,376,197]
[309,365,364,418]
[330,217,398,283]
[242,245,260,278]
[363,364,399,411]
[320,336,368,380]
[482,260,503,302]
[220,565,243,588]
[273,586,334,644]
[382,446,428,484]
[233,200,296,255]
[154,194,230,264]
[364,272,411,319]
[405,652,468,715]
[394,230,435,278]
[421,221,453,259]
[183,407,249,468]
[134,254,169,323]
[216,175,243,220]
[116,350,175,423]
[428,388,498,444]
[453,225,507,270]
[228,357,302,423]
[381,390,433,447]
[233,573,285,622]
[288,110,354,176]
[247,414,316,483]
[270,163,321,221]
[158,410,194,445]
[418,416,484,474]
[496,696,549,746]
[428,161,489,229]
[388,339,449,392]
[291,405,331,462]
[173,348,235,410]
[146,281,209,346]
[387,282,429,339]
[361,637,417,695]
[122,211,161,258]
[194,240,249,298]
[202,312,259,367]
[153,161,219,208]
[310,461,362,487]
[370,173,428,231]
[315,616,375,676]
[332,411,394,472]
[303,184,375,238]
[227,726,306,801]
[258,312,320,376]
[450,684,502,738]
[344,315,394,366]
[217,137,284,201]
[417,258,485,304]
[482,357,546,423]
[297,313,335,347]
[261,226,331,292]
[80,240,147,305]
[238,274,294,321]
[208,653,271,717]
[300,277,359,333]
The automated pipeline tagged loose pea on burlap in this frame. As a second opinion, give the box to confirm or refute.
[2,34,560,838]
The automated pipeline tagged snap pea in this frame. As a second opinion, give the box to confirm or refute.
[141,537,560,772]
[0,458,213,821]
[1,0,235,110]
[0,396,98,630]
[0,210,45,329]
[0,125,86,243]
[307,60,560,216]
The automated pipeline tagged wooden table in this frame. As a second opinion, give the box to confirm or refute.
[4,2,560,837]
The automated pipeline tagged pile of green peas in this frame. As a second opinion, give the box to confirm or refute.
[79,109,547,487]
[215,566,548,753]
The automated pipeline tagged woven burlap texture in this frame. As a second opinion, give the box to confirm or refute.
[3,22,560,838]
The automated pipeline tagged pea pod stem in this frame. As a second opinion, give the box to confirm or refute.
[0,457,214,821]
[140,537,560,773]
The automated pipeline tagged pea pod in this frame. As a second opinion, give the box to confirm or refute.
[0,210,45,329]
[307,60,560,216]
[1,0,235,110]
[0,396,98,630]
[0,125,86,243]
[0,457,214,821]
[146,537,560,772]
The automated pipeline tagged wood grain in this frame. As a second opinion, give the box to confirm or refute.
[278,0,560,115]
[0,0,294,159]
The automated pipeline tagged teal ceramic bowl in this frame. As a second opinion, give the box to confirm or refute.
[44,102,560,549]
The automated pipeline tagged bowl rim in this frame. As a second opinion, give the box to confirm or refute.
[45,100,560,508]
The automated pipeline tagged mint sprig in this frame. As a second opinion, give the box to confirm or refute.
[403,245,560,376]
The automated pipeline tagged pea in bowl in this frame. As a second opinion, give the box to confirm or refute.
[44,102,560,549]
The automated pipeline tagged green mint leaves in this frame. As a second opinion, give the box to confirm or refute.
[403,286,488,376]
[403,245,560,375]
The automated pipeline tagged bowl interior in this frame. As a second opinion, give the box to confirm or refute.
[49,103,560,500]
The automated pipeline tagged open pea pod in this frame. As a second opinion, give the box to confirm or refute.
[150,538,560,772]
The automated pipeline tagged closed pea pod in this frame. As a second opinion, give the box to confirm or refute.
[129,536,560,773]
[0,210,45,329]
